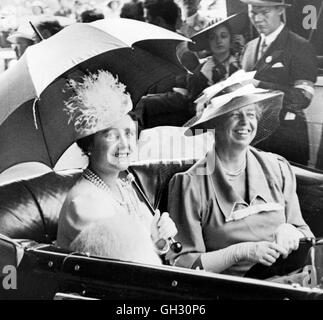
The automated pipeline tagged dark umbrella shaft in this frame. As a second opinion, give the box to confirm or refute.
[126,171,182,253]
[29,21,44,41]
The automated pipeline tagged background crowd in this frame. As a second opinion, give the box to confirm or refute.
[0,0,231,73]
[0,0,226,49]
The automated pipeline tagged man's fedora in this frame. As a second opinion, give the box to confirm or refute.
[240,0,291,6]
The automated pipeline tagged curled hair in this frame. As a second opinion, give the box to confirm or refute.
[76,134,95,155]
[76,112,139,156]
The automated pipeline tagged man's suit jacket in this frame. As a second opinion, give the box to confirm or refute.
[241,26,317,115]
[241,26,318,165]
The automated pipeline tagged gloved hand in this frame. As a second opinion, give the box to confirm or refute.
[237,241,288,266]
[201,240,288,273]
[195,101,207,117]
[200,58,215,84]
[151,209,177,243]
[274,223,304,258]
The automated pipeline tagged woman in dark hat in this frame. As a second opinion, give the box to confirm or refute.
[167,84,313,276]
[186,13,248,102]
[57,70,177,264]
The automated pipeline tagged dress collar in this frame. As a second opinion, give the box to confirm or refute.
[206,145,274,219]
[246,148,274,204]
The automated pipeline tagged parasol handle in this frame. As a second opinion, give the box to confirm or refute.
[126,171,182,254]
[29,21,44,41]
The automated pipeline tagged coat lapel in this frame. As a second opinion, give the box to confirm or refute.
[241,38,261,71]
[206,147,276,221]
[254,26,289,72]
[206,146,246,220]
[246,150,274,204]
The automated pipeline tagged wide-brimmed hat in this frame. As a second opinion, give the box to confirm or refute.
[189,12,249,52]
[7,22,35,43]
[64,70,133,139]
[31,0,45,8]
[240,0,291,6]
[185,84,284,145]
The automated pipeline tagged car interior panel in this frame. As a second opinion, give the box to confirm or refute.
[1,159,323,299]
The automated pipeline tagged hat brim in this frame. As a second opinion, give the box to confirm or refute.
[184,91,284,145]
[240,0,291,6]
[7,32,34,43]
[189,12,249,52]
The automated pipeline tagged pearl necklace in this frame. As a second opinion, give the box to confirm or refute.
[82,168,141,217]
[222,160,247,181]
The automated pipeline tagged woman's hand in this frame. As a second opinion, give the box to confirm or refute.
[238,241,288,266]
[241,78,260,87]
[195,101,207,117]
[151,209,178,243]
[200,58,215,84]
[201,241,288,273]
[274,223,304,258]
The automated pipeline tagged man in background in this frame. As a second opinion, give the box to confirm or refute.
[120,0,144,21]
[7,17,63,59]
[241,0,318,165]
[80,8,104,22]
[176,0,209,37]
[143,0,181,31]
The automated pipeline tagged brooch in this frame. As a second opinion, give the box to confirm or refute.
[265,56,272,63]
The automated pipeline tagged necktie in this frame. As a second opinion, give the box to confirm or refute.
[212,61,227,83]
[258,39,268,60]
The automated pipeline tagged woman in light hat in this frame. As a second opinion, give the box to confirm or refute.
[186,12,248,102]
[167,84,313,276]
[57,70,177,265]
[7,23,35,59]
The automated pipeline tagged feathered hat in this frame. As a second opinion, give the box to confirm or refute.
[64,70,133,139]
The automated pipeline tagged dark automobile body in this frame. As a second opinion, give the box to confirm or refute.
[1,159,323,300]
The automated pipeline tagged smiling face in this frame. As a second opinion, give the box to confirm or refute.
[216,104,259,150]
[248,5,284,36]
[89,114,137,175]
[208,24,231,58]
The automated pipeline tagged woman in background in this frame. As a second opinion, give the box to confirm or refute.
[186,13,248,102]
